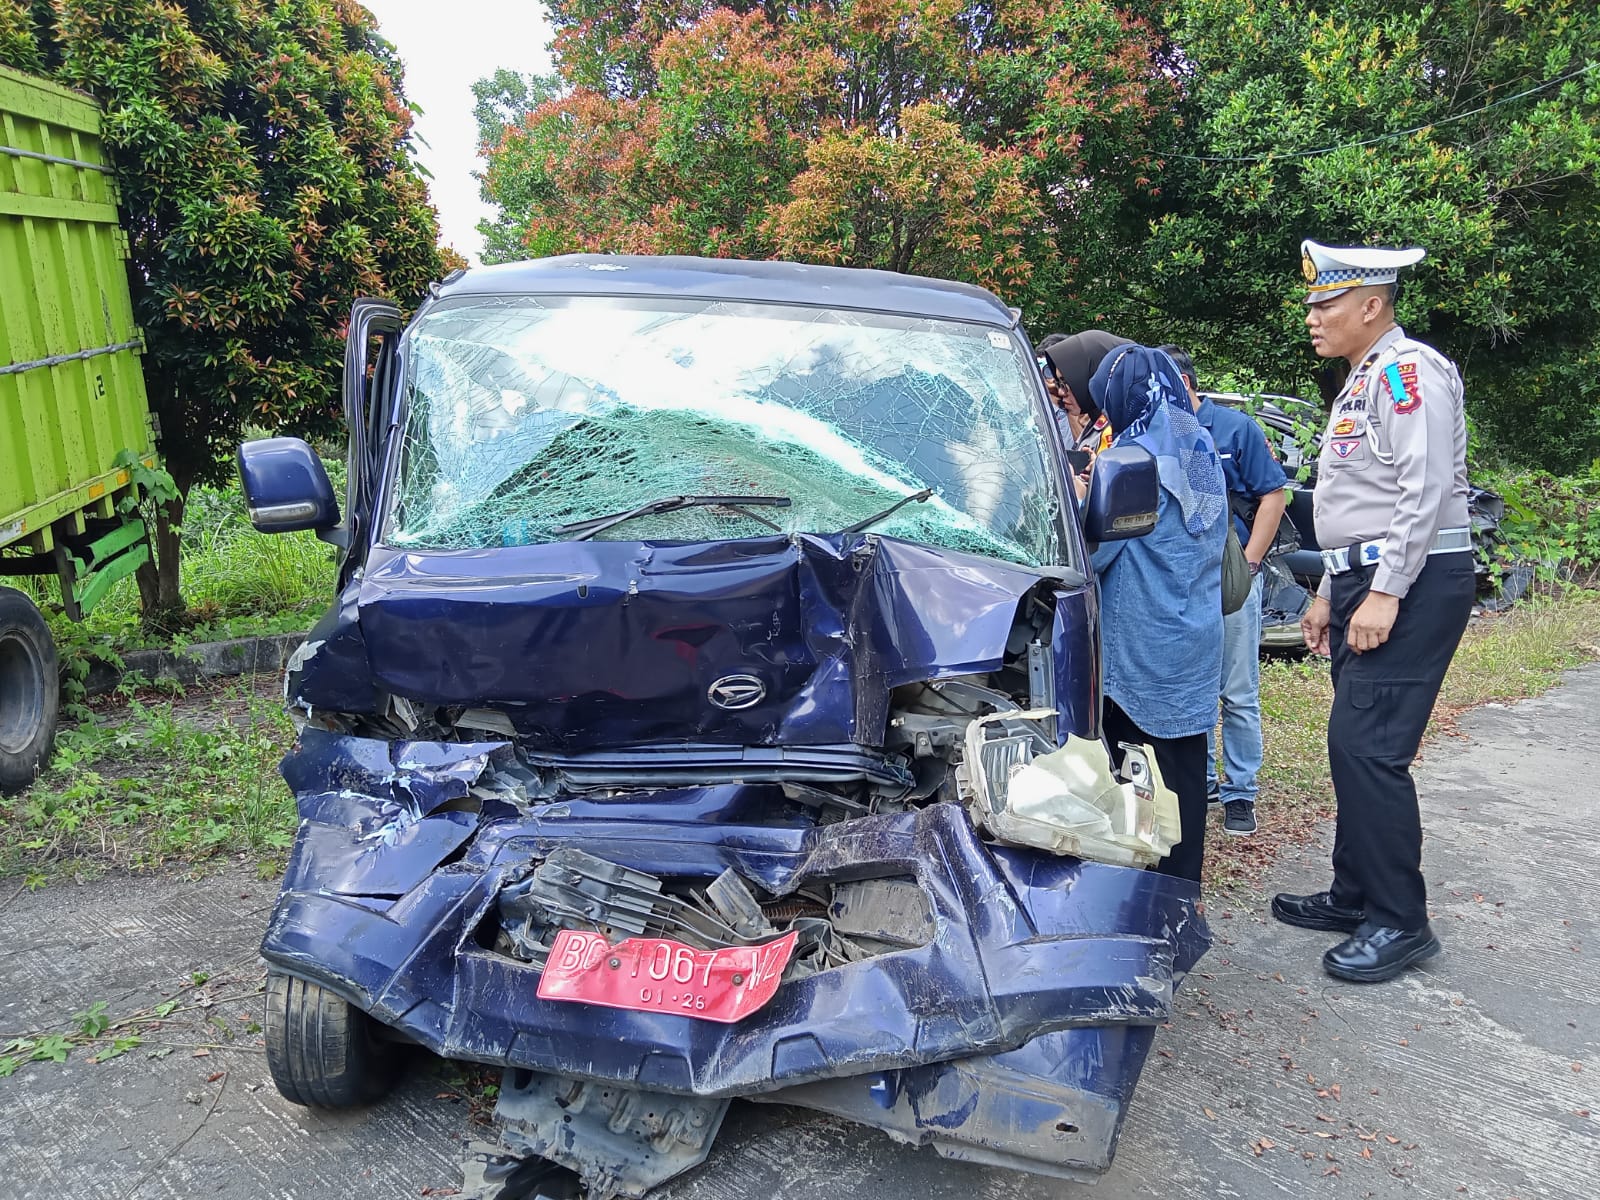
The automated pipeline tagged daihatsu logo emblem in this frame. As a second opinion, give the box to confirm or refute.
[708,674,766,710]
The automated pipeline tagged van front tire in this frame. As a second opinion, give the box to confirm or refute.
[264,972,397,1108]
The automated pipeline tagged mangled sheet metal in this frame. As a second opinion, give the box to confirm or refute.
[267,717,1207,1195]
[286,532,1102,746]
[258,262,1209,1199]
[266,532,1208,1195]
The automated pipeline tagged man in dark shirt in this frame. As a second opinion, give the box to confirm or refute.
[1159,345,1288,836]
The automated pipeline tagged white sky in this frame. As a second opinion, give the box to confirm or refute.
[359,0,554,264]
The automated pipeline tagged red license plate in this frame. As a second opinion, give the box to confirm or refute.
[536,928,799,1023]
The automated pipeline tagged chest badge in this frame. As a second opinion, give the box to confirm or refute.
[1331,439,1361,459]
[1332,416,1358,436]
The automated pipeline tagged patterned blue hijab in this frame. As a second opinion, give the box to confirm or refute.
[1090,344,1226,535]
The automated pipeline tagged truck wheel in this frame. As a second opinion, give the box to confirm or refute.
[0,587,59,796]
[264,972,397,1108]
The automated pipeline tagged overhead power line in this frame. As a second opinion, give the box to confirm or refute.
[1162,60,1598,165]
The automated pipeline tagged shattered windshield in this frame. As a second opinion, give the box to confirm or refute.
[386,295,1066,567]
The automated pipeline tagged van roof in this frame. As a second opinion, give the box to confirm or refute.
[434,255,1018,329]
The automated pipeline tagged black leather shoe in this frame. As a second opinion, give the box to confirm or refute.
[1271,890,1365,933]
[1323,925,1441,983]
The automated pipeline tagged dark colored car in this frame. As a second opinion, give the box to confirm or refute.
[239,257,1209,1196]
[1204,393,1513,650]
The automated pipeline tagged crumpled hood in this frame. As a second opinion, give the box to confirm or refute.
[343,534,1059,749]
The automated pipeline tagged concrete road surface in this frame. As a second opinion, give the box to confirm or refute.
[3,671,1596,1200]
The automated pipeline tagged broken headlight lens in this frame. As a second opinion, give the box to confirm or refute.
[962,712,1181,867]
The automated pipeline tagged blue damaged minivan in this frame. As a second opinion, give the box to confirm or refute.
[237,256,1208,1196]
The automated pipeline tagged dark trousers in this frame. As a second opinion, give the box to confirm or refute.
[1103,698,1209,883]
[1326,552,1474,930]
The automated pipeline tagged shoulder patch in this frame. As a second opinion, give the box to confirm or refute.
[1393,337,1460,377]
[1385,360,1422,414]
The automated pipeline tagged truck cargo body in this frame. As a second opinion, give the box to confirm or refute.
[0,64,158,792]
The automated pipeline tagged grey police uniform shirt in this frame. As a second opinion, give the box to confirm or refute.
[1312,325,1470,600]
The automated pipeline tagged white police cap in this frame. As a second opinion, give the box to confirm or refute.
[1301,239,1426,303]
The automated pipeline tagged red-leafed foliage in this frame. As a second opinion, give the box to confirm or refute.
[475,0,1179,327]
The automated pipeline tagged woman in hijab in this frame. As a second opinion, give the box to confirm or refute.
[1044,330,1126,453]
[1088,343,1228,884]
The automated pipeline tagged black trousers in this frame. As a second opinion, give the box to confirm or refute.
[1102,698,1209,884]
[1326,552,1474,930]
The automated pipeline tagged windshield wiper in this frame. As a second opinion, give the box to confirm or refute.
[553,495,793,541]
[840,488,934,535]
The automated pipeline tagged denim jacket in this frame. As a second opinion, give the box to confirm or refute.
[1091,489,1226,739]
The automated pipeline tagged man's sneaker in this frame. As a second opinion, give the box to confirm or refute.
[1206,783,1221,807]
[1222,800,1257,836]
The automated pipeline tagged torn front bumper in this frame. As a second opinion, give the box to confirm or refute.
[262,731,1209,1188]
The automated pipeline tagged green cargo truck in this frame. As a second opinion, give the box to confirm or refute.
[0,65,159,793]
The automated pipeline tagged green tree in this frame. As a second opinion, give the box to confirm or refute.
[0,0,448,621]
[1148,0,1600,470]
[474,0,1180,325]
[472,67,562,151]
[471,67,563,264]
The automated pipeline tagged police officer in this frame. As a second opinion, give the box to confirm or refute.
[1272,240,1474,983]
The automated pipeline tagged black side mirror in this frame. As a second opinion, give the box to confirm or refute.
[1081,443,1159,542]
[237,437,340,534]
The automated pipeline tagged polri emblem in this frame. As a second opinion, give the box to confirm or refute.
[1331,439,1361,459]
[1386,361,1422,414]
[1332,416,1357,436]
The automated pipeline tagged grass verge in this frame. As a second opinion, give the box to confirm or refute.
[0,674,297,887]
[18,476,338,655]
[1203,586,1600,892]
